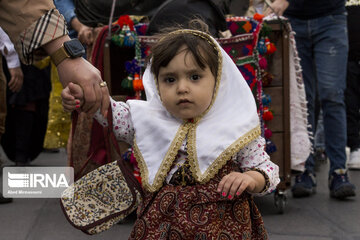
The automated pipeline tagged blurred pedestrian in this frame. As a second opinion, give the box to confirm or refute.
[0,26,23,204]
[345,0,360,169]
[278,0,356,199]
[0,26,23,142]
[54,0,94,45]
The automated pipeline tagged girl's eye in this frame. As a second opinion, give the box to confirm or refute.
[190,74,200,81]
[164,77,175,83]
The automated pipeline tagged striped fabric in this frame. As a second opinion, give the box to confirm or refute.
[17,9,68,65]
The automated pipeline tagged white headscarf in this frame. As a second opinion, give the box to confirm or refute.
[128,30,260,192]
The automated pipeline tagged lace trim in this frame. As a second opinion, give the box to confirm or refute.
[133,123,191,192]
[187,125,261,183]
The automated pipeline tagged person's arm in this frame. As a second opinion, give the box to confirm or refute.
[70,18,94,46]
[0,27,23,92]
[93,99,135,145]
[239,136,280,195]
[217,136,280,198]
[54,0,94,45]
[0,4,109,116]
[263,0,289,16]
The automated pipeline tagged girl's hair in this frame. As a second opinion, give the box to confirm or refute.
[148,20,219,79]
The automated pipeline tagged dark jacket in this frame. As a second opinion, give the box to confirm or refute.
[347,5,360,60]
[284,0,346,19]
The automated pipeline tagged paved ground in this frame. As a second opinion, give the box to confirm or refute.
[0,148,359,240]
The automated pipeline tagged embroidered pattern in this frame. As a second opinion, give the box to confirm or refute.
[61,161,141,234]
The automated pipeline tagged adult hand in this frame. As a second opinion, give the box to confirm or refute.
[8,66,23,92]
[57,57,110,117]
[264,0,289,16]
[77,25,94,46]
[71,18,94,46]
[44,35,109,117]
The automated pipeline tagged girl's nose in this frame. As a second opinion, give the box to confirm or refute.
[176,79,189,94]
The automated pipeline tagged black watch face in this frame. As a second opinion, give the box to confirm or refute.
[64,39,85,58]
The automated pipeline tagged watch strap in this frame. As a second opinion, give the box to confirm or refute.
[50,44,70,66]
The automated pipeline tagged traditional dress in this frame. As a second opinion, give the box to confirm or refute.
[95,29,280,239]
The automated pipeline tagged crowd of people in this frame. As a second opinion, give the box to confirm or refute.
[0,0,359,238]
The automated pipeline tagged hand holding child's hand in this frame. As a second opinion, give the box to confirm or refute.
[61,82,84,112]
[217,172,257,199]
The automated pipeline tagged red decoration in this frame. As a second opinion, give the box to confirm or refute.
[117,15,134,31]
[253,13,265,22]
[133,73,144,91]
[265,128,272,139]
[263,107,274,121]
[259,57,267,69]
[267,42,277,55]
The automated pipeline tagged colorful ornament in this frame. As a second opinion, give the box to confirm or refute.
[261,71,273,87]
[133,73,144,91]
[265,140,277,154]
[264,124,272,139]
[265,37,277,55]
[263,107,274,121]
[257,38,267,55]
[123,25,136,47]
[259,57,267,69]
[253,13,265,22]
[262,93,272,107]
[121,74,134,90]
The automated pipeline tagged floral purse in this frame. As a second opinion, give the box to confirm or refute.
[60,108,143,235]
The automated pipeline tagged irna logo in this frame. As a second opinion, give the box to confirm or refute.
[3,167,74,198]
[8,172,69,188]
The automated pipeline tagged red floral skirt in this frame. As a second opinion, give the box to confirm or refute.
[129,162,268,240]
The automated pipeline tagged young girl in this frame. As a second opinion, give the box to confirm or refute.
[62,26,279,239]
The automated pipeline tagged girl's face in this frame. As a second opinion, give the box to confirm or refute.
[158,45,216,120]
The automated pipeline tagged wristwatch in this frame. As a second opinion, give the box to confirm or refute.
[50,39,85,66]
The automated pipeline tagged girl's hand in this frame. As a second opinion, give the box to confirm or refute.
[61,82,84,112]
[217,172,257,199]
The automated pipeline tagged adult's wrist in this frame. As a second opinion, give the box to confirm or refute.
[43,35,71,55]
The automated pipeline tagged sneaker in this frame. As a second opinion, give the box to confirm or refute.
[329,169,356,199]
[347,148,360,170]
[292,170,317,198]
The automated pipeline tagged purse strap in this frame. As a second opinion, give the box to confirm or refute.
[104,106,144,199]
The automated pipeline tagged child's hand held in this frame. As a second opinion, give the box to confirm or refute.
[61,82,84,112]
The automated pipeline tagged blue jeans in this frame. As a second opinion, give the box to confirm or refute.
[288,13,348,175]
[315,110,325,150]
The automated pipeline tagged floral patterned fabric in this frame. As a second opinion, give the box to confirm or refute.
[130,160,268,240]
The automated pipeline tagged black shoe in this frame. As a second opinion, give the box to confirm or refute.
[292,170,316,198]
[329,170,356,199]
[0,195,13,204]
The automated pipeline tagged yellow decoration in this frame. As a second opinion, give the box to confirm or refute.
[43,61,71,149]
